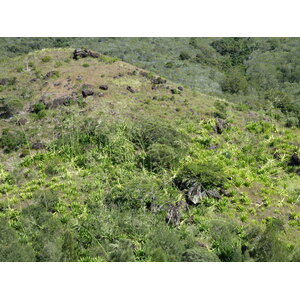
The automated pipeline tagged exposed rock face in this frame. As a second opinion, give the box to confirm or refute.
[289,153,300,166]
[213,118,229,134]
[127,86,135,93]
[82,89,94,98]
[99,85,108,90]
[187,183,221,205]
[73,48,100,60]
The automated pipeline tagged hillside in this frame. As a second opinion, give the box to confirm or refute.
[0,47,300,261]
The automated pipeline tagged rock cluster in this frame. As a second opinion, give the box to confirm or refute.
[187,183,221,205]
[73,48,100,60]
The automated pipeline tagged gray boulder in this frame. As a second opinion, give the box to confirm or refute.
[82,89,94,98]
[187,183,221,205]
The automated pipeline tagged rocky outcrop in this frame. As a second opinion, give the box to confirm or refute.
[213,118,229,134]
[187,183,221,205]
[82,89,94,98]
[99,85,108,90]
[73,48,100,60]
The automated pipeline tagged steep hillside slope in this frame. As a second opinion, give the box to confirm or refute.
[0,48,299,261]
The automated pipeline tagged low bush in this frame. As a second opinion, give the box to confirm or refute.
[41,56,52,63]
[99,55,119,64]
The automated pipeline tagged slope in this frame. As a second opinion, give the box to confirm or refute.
[0,48,299,261]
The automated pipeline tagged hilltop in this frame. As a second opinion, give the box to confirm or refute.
[0,48,299,261]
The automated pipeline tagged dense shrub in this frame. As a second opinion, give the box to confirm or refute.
[32,102,46,113]
[129,119,188,150]
[182,247,220,262]
[144,226,185,261]
[179,51,191,61]
[20,204,65,261]
[209,220,244,262]
[0,219,35,262]
[106,173,176,209]
[0,128,27,152]
[221,67,248,94]
[145,143,178,171]
[250,218,290,262]
[175,161,228,190]
[210,37,255,67]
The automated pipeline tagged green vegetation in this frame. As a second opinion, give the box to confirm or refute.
[0,41,300,261]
